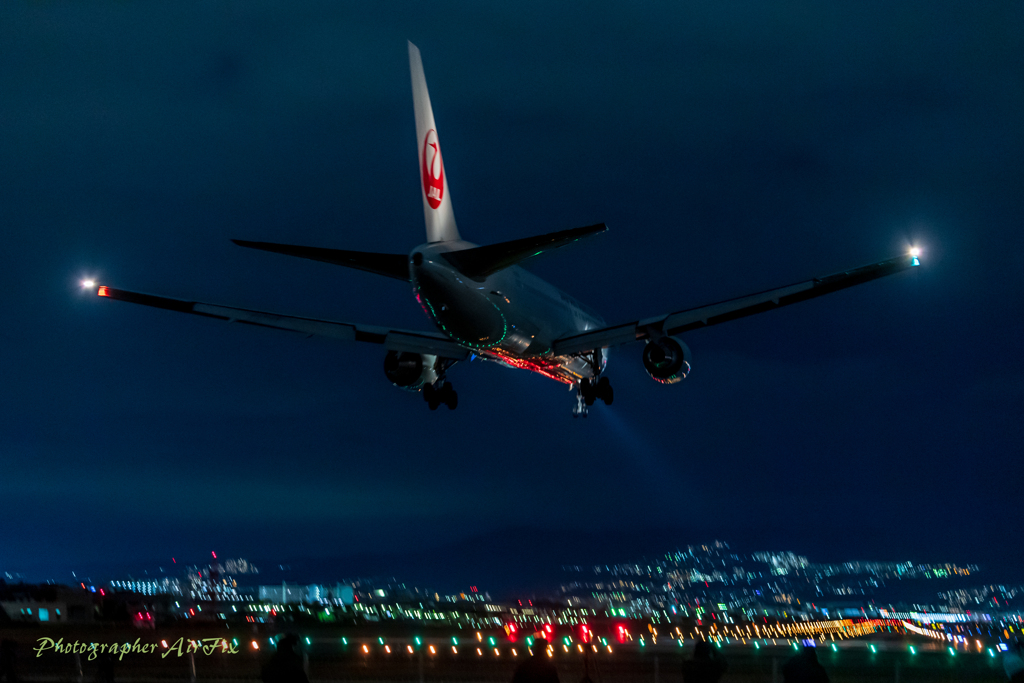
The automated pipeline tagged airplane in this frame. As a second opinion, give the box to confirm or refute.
[85,42,921,417]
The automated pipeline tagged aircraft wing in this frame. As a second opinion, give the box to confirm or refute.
[95,286,469,359]
[551,253,920,356]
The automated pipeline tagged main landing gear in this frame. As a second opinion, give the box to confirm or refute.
[424,381,458,411]
[572,376,613,417]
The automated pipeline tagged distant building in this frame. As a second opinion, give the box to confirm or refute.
[109,578,184,596]
[259,583,354,605]
[0,583,94,623]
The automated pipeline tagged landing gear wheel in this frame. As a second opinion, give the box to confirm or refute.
[423,383,441,410]
[425,381,458,411]
[573,383,589,418]
[444,387,458,410]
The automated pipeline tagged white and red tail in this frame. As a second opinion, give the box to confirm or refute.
[409,41,460,243]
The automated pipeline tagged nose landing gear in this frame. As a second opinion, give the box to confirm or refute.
[573,377,613,417]
[424,381,458,410]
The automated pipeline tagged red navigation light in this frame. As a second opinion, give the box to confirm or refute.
[97,286,110,297]
[505,623,518,641]
[578,624,592,643]
[616,625,629,643]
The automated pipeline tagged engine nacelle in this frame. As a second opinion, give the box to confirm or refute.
[383,351,443,390]
[642,336,691,384]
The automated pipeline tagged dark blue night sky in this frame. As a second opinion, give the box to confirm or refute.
[1,2,1021,593]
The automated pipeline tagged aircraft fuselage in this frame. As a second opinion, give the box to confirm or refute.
[410,241,606,384]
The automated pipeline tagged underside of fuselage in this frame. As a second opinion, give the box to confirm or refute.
[409,241,607,385]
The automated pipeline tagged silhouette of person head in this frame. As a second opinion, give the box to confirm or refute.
[277,634,300,653]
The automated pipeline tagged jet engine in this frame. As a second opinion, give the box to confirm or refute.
[642,336,691,384]
[383,351,443,390]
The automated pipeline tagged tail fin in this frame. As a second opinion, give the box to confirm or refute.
[409,41,460,244]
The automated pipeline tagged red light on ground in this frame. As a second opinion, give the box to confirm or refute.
[578,624,591,643]
[97,286,110,297]
[616,625,629,643]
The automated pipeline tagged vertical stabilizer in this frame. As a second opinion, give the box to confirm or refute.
[409,41,460,243]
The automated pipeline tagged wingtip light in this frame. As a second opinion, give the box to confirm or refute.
[81,280,95,289]
[909,247,921,266]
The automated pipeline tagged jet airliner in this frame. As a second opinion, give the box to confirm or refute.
[87,42,921,416]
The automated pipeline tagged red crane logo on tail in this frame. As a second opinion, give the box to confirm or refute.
[422,129,444,209]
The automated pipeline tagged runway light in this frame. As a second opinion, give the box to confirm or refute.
[429,646,436,655]
[251,641,259,650]
[407,646,414,654]
[909,646,916,655]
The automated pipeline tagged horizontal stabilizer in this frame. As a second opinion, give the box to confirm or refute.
[232,240,410,282]
[442,223,607,280]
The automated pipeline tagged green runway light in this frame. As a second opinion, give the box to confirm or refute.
[415,637,422,646]
[989,649,996,657]
[869,644,876,653]
[378,637,385,645]
[304,637,311,645]
[451,637,458,645]
[341,638,348,645]
[754,642,760,649]
[909,646,916,654]
[948,647,956,656]
[831,644,837,652]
